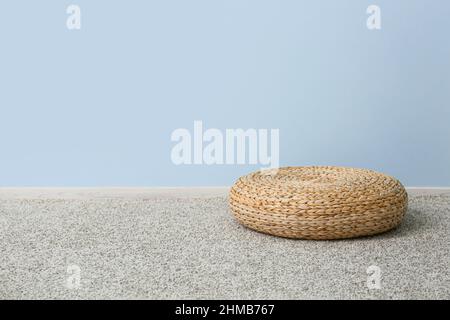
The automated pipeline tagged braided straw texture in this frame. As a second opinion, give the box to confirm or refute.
[229,166,408,240]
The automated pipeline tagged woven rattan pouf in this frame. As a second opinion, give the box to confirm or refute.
[229,166,408,240]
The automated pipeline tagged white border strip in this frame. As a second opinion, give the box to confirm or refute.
[0,187,449,199]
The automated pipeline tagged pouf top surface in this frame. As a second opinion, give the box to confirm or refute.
[236,166,403,202]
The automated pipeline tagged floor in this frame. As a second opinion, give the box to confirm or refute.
[0,189,449,299]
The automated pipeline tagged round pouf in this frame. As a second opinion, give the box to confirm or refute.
[229,166,408,240]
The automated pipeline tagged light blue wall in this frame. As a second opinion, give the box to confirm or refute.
[0,0,449,186]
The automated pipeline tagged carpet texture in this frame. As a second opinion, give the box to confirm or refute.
[0,194,449,299]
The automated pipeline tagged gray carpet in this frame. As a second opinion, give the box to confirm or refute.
[0,194,449,300]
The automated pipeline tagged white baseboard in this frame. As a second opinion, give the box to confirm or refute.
[404,187,450,196]
[0,187,230,200]
[0,187,449,200]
